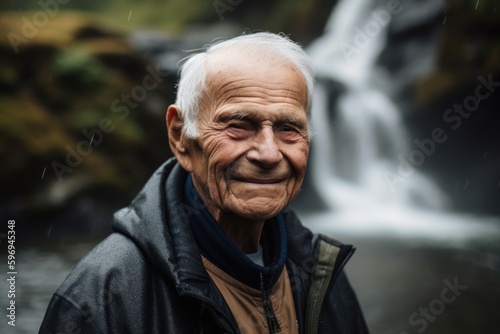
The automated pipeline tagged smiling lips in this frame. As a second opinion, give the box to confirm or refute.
[233,177,286,184]
[230,171,291,184]
[226,162,292,185]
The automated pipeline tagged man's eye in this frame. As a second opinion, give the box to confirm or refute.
[228,123,247,130]
[277,124,296,132]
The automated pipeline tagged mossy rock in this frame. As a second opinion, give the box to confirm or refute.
[0,11,174,225]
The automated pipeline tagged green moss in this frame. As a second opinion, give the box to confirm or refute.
[113,119,145,145]
[67,108,106,129]
[50,0,215,33]
[0,66,19,90]
[52,48,105,89]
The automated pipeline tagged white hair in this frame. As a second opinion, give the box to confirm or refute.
[175,32,315,138]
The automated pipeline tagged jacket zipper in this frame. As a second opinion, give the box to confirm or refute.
[316,247,355,333]
[259,272,281,334]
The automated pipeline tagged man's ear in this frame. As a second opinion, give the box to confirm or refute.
[166,105,193,172]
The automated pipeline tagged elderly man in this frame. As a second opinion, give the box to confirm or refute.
[40,32,369,333]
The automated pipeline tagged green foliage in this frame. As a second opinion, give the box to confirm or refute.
[0,0,216,32]
[67,108,104,129]
[52,48,104,89]
[0,66,19,91]
[99,0,216,31]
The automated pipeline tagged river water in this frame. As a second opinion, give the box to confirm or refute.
[0,238,102,334]
[1,213,499,334]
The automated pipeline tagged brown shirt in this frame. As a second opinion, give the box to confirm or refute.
[202,256,299,334]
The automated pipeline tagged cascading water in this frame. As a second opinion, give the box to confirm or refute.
[303,0,500,241]
[308,0,446,208]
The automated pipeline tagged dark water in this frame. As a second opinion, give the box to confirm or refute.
[0,238,103,334]
[0,233,499,334]
[345,237,500,334]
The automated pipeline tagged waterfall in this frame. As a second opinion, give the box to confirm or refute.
[301,0,500,242]
[307,0,448,212]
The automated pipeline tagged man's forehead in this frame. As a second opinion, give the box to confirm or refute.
[216,106,307,120]
[205,47,296,78]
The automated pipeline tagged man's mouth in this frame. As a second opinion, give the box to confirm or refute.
[235,177,285,184]
[225,163,291,185]
[231,174,289,184]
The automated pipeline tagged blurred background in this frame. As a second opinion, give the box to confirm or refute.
[0,0,499,333]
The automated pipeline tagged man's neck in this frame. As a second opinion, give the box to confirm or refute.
[215,215,264,253]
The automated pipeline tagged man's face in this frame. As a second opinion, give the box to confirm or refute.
[184,50,310,222]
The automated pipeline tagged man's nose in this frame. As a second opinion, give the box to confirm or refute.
[246,127,283,167]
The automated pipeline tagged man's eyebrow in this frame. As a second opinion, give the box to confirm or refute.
[217,111,258,123]
[278,116,306,129]
[217,111,307,129]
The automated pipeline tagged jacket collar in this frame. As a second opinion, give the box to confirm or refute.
[113,159,212,295]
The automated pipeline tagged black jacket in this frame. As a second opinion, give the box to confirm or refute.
[39,159,369,333]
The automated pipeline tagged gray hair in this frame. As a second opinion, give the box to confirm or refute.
[175,32,315,138]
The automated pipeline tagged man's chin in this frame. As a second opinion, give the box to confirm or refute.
[227,199,285,221]
[221,184,295,219]
[230,182,288,198]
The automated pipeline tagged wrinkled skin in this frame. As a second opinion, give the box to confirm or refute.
[167,49,309,252]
